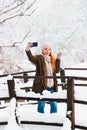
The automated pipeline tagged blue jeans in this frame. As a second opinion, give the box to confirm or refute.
[37,87,57,113]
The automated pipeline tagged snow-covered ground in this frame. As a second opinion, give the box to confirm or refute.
[0,62,87,130]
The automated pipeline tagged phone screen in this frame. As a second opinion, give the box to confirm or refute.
[32,42,38,47]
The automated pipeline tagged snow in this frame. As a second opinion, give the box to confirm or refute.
[0,0,87,129]
[0,99,67,130]
[0,62,87,130]
[6,75,13,80]
[75,104,87,127]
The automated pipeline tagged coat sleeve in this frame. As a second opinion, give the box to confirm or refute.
[55,58,60,73]
[25,49,38,64]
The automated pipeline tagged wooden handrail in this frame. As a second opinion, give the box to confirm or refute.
[64,68,87,70]
[0,70,36,77]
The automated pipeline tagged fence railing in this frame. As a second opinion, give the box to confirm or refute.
[0,68,87,130]
[60,68,87,130]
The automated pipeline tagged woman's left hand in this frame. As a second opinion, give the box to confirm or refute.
[57,51,63,59]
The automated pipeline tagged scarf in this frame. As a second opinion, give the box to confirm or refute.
[43,55,54,87]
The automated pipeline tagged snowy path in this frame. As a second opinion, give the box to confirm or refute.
[0,125,61,130]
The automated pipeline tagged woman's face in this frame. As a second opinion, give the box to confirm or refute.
[42,48,51,56]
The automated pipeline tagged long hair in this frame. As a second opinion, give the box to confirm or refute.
[50,52,56,72]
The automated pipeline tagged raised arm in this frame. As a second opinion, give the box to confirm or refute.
[55,51,62,73]
[25,42,38,64]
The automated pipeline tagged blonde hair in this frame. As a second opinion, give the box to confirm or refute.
[50,52,56,72]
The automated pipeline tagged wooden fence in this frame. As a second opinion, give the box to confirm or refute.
[0,68,87,130]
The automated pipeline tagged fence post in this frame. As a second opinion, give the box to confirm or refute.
[23,72,28,83]
[67,77,75,130]
[60,68,66,89]
[7,75,16,100]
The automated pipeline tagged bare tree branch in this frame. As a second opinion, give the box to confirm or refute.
[0,27,30,48]
[0,0,37,24]
[0,1,24,15]
[0,14,19,24]
[24,9,36,16]
[13,28,30,45]
[0,61,24,74]
[24,0,37,13]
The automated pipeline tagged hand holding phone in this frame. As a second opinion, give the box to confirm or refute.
[25,42,38,52]
[25,42,32,51]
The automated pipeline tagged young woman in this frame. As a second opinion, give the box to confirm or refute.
[25,42,62,113]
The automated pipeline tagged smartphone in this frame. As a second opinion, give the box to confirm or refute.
[32,42,38,47]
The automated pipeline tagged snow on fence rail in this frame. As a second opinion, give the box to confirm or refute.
[61,68,87,130]
[0,68,87,130]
